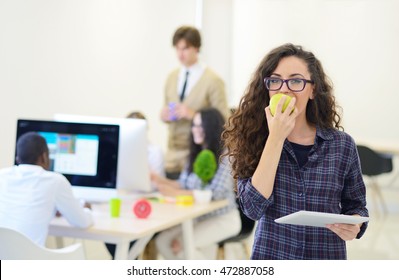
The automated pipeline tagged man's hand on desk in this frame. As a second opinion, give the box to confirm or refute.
[55,201,92,217]
[82,201,92,210]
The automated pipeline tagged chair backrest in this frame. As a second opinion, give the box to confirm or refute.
[356,145,393,176]
[0,227,85,260]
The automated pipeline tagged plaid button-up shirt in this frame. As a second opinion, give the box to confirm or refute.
[238,127,368,259]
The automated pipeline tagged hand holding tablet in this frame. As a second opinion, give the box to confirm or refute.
[275,210,369,228]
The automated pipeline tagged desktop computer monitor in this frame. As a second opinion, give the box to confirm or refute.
[15,119,120,202]
[54,114,153,195]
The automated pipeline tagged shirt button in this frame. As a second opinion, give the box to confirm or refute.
[299,193,303,196]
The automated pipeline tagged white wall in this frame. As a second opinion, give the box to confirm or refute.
[231,0,399,144]
[0,0,197,168]
[201,0,233,104]
[1,0,398,168]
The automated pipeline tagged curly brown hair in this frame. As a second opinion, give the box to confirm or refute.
[222,43,342,180]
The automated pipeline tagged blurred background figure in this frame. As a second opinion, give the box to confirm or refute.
[0,132,93,246]
[160,25,229,179]
[153,107,240,259]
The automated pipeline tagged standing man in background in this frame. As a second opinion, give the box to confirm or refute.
[160,25,229,179]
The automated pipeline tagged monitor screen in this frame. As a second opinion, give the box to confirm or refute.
[39,132,99,176]
[15,119,119,192]
[53,114,152,194]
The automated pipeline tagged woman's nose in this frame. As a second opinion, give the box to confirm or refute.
[279,80,290,93]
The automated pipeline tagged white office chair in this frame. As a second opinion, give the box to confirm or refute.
[0,227,85,260]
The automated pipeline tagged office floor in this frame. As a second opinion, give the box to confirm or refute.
[346,175,399,260]
[47,173,399,260]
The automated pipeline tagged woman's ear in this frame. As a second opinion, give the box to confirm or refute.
[310,85,315,100]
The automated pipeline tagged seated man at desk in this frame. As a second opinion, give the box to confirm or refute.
[0,132,93,246]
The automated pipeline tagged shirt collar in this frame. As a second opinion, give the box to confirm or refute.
[315,126,334,142]
[182,61,204,73]
[16,164,45,171]
[283,126,334,156]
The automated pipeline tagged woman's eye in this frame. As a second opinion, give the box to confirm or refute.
[289,79,302,84]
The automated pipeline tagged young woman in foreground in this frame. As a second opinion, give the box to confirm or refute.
[222,43,368,259]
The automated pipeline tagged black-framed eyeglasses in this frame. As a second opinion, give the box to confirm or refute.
[264,77,314,92]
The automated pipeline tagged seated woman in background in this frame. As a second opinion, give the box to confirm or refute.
[151,107,240,259]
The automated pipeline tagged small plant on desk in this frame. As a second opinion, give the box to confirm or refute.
[193,149,217,203]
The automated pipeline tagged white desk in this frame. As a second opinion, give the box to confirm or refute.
[49,199,228,260]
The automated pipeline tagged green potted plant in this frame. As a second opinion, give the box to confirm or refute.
[193,149,217,203]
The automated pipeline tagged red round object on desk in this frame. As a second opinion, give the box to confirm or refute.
[133,199,152,219]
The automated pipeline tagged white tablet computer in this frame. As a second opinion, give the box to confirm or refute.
[274,210,369,228]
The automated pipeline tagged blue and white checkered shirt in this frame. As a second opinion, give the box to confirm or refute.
[238,127,368,259]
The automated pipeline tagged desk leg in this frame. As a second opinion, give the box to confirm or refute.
[114,241,130,260]
[128,235,154,260]
[182,219,194,259]
[54,236,64,248]
[388,171,399,188]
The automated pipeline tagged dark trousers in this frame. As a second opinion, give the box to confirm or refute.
[105,241,136,260]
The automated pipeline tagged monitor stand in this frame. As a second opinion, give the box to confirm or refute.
[71,186,118,204]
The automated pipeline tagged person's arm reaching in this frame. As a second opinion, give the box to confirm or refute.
[151,172,192,197]
[54,175,93,228]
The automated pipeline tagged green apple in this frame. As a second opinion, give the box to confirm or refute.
[269,93,293,116]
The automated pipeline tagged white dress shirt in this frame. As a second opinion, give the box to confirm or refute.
[148,143,165,177]
[147,143,165,191]
[177,62,206,99]
[0,164,93,246]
